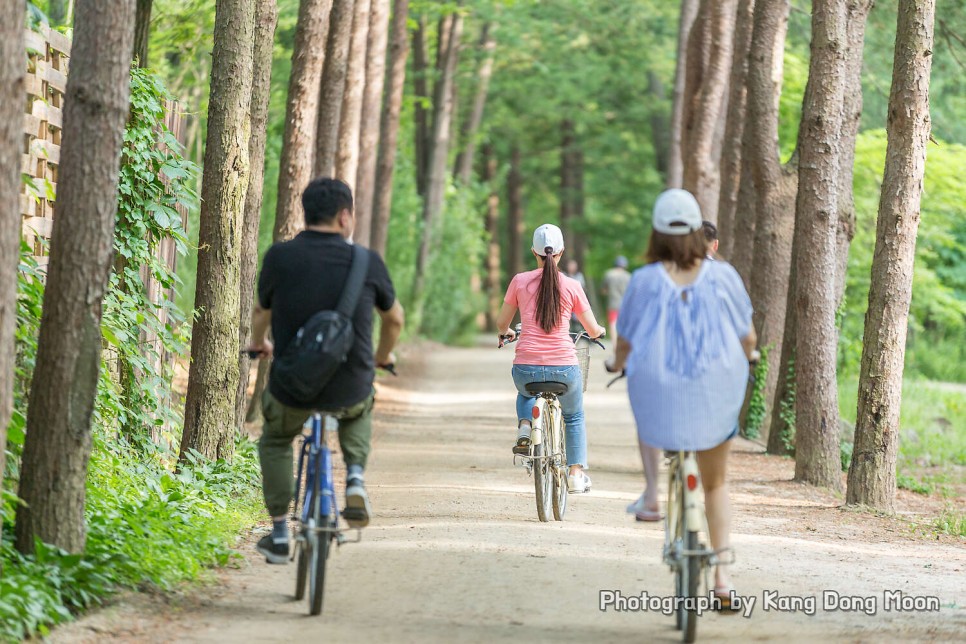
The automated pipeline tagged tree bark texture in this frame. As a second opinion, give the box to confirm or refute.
[716,0,755,259]
[274,0,334,242]
[15,0,135,555]
[560,119,575,255]
[793,0,849,490]
[412,9,463,326]
[180,0,256,464]
[314,0,355,177]
[133,0,152,66]
[648,71,671,180]
[455,23,496,186]
[412,15,430,197]
[335,0,372,191]
[353,0,390,247]
[507,144,524,278]
[48,0,67,26]
[0,0,25,548]
[766,1,871,454]
[744,0,797,438]
[573,147,587,269]
[681,0,736,223]
[668,0,699,188]
[833,0,874,307]
[482,144,501,331]
[370,0,410,257]
[847,0,934,510]
[236,0,278,433]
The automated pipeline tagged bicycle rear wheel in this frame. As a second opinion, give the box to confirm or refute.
[533,440,552,522]
[667,464,685,631]
[307,494,331,615]
[683,531,700,643]
[294,535,307,600]
[551,414,567,521]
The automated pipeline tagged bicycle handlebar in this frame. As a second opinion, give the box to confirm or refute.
[498,324,605,350]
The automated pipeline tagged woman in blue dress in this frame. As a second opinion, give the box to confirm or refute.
[606,189,757,600]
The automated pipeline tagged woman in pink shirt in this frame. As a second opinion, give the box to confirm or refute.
[496,224,606,493]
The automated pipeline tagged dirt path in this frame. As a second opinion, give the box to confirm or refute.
[53,340,965,643]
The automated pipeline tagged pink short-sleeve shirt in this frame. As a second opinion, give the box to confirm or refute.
[504,269,591,366]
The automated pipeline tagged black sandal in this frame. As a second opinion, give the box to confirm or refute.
[512,436,531,455]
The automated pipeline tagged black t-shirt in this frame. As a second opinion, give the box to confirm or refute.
[257,231,396,409]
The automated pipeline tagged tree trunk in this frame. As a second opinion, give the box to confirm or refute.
[573,146,587,269]
[370,0,410,257]
[793,0,849,490]
[716,0,754,258]
[236,0,278,434]
[743,0,796,440]
[482,143,501,331]
[681,0,737,224]
[833,1,874,307]
[314,0,355,177]
[507,144,524,278]
[455,23,496,185]
[353,0,390,247]
[48,0,67,26]
[729,144,757,284]
[133,0,152,66]
[15,0,135,555]
[335,0,372,191]
[767,0,872,454]
[411,8,463,326]
[412,15,430,197]
[648,71,670,180]
[847,0,934,510]
[668,0,699,188]
[0,0,25,550]
[180,0,256,464]
[274,0,334,242]
[560,119,575,255]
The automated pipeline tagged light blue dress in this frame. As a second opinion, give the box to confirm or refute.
[616,260,753,451]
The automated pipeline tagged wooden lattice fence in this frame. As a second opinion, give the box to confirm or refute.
[20,25,70,268]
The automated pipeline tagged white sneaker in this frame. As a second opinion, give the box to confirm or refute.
[568,471,592,493]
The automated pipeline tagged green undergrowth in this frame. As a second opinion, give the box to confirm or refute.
[838,376,966,492]
[0,436,262,643]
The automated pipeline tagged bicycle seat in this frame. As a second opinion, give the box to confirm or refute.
[525,381,569,395]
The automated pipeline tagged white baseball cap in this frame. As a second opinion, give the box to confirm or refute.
[653,189,703,235]
[532,223,565,256]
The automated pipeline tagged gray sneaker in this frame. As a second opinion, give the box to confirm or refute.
[343,478,371,528]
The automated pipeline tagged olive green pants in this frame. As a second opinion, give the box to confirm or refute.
[259,388,374,517]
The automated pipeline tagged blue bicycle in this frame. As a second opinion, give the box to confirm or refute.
[291,411,355,615]
[243,351,394,616]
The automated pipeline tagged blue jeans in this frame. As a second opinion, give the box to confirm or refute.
[511,364,587,468]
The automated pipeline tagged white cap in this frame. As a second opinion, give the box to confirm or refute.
[532,223,565,256]
[653,189,703,235]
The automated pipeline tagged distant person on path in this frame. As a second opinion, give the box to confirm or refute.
[602,255,631,341]
[496,224,606,493]
[703,220,719,259]
[606,189,757,606]
[247,178,405,564]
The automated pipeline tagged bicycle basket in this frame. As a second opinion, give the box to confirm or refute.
[575,344,590,392]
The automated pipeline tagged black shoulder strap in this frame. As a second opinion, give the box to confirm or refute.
[336,245,371,318]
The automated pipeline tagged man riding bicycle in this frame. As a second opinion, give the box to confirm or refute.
[246,178,404,564]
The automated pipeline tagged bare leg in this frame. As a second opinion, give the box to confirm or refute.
[696,439,732,589]
[640,440,662,511]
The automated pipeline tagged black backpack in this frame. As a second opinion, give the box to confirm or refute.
[271,245,370,405]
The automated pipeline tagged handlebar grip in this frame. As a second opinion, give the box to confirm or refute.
[378,363,397,376]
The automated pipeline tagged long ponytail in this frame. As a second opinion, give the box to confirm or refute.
[535,246,562,333]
